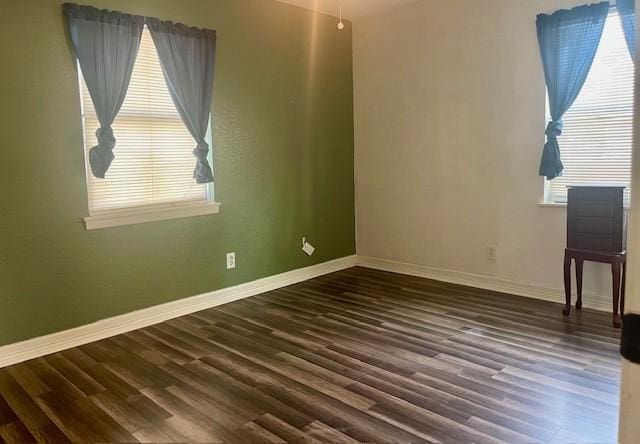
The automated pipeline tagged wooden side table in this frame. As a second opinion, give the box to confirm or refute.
[563,248,626,328]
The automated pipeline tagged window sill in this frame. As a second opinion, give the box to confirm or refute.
[537,201,567,208]
[538,201,630,210]
[84,201,221,230]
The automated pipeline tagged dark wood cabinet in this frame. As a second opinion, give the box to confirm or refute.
[567,186,626,253]
[564,185,627,328]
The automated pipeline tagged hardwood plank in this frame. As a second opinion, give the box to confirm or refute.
[0,421,36,443]
[0,370,68,442]
[303,420,360,443]
[235,421,286,443]
[0,267,620,443]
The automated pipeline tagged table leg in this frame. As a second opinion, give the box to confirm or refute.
[563,252,572,317]
[612,262,622,328]
[575,258,584,310]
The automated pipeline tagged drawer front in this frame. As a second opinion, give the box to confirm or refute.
[572,233,615,251]
[569,187,619,201]
[575,216,614,235]
[574,200,614,218]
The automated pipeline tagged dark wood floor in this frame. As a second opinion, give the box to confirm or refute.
[0,267,621,443]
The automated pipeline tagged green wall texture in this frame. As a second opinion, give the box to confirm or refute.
[0,0,355,346]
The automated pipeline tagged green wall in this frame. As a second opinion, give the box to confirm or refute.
[0,0,355,346]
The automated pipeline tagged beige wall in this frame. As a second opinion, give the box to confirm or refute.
[353,0,615,304]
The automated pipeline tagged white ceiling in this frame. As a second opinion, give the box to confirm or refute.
[274,0,420,19]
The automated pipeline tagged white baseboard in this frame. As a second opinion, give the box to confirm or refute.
[357,255,610,312]
[0,255,357,369]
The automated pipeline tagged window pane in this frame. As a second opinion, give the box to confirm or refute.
[549,10,634,204]
[81,27,209,213]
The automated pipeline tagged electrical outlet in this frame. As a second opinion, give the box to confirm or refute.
[487,246,497,262]
[226,252,236,269]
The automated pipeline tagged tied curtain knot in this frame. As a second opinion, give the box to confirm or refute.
[545,120,563,139]
[193,141,214,184]
[89,126,116,178]
[192,141,210,160]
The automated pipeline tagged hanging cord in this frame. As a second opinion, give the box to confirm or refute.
[183,178,196,199]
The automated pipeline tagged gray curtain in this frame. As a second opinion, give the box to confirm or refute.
[63,4,144,178]
[617,0,636,60]
[147,19,216,184]
[536,2,609,180]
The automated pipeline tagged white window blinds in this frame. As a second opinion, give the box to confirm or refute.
[548,10,634,204]
[80,27,211,214]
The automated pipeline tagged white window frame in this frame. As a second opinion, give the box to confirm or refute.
[76,66,220,231]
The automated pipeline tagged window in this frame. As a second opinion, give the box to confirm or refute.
[545,10,634,205]
[80,27,217,228]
